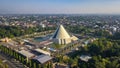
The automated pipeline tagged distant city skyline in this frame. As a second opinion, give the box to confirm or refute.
[0,0,120,14]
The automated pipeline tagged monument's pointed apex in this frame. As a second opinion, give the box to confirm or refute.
[52,25,70,39]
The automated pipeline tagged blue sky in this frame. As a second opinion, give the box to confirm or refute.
[0,0,120,14]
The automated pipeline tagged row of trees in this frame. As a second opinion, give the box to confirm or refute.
[0,25,56,39]
[0,45,52,68]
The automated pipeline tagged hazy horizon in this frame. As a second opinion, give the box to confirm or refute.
[1,0,120,14]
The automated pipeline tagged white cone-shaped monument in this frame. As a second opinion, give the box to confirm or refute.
[52,25,78,45]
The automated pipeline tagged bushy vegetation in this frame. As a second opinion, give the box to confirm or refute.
[66,25,91,35]
[55,25,120,68]
[67,34,120,68]
[78,37,120,68]
[0,25,56,39]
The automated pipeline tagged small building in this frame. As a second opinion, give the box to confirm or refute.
[34,49,51,56]
[0,37,11,42]
[18,50,35,64]
[33,55,52,64]
[80,55,92,62]
[18,50,35,59]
